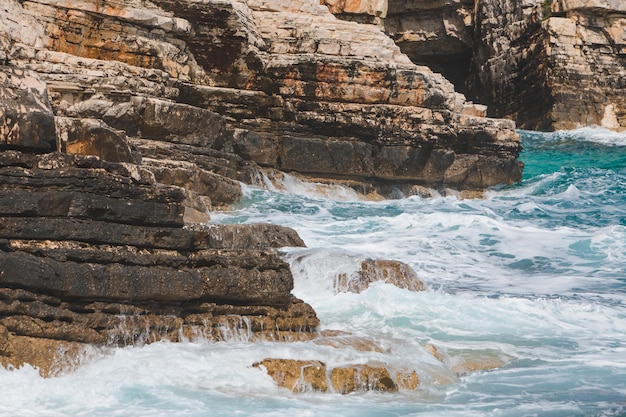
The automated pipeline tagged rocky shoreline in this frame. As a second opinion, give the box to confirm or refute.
[0,0,624,388]
[0,149,319,374]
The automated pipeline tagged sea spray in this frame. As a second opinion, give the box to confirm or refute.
[1,129,626,416]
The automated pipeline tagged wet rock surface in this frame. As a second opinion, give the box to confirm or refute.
[0,151,317,375]
[254,340,507,393]
[285,249,425,294]
[254,358,418,393]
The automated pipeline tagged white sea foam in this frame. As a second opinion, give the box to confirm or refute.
[521,126,626,146]
[248,171,364,201]
[558,126,626,146]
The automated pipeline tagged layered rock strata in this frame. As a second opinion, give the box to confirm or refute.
[0,149,318,375]
[230,0,523,191]
[1,0,525,375]
[339,0,626,131]
[469,0,626,130]
[384,0,475,94]
[2,0,522,196]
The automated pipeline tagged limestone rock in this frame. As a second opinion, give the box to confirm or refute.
[0,0,529,376]
[286,249,425,294]
[321,0,388,25]
[0,67,56,151]
[255,358,420,393]
[2,0,523,193]
[396,369,420,390]
[0,331,93,377]
[55,117,135,163]
[336,259,426,293]
[408,185,433,198]
[142,158,243,209]
[384,0,475,91]
[332,0,626,131]
[254,359,329,392]
[330,365,397,393]
[0,150,318,373]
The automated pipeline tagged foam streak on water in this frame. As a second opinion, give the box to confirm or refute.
[2,129,626,417]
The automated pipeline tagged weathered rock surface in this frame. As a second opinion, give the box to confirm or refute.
[254,358,419,393]
[0,67,56,151]
[1,0,522,196]
[0,0,524,376]
[285,249,425,294]
[321,0,388,26]
[336,259,426,293]
[337,0,626,131]
[515,0,626,130]
[0,150,318,375]
[254,339,509,393]
[384,0,475,93]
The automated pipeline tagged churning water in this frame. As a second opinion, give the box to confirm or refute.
[1,128,625,416]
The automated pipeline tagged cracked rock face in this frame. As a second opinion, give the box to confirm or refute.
[0,150,318,375]
[337,0,626,131]
[468,0,626,131]
[2,0,522,195]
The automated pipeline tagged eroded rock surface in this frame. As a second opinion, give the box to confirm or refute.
[2,0,522,196]
[285,249,425,294]
[0,0,525,376]
[336,0,626,131]
[254,358,419,393]
[0,150,318,375]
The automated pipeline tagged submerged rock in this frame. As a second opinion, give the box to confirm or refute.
[424,344,508,377]
[255,339,508,394]
[330,365,398,393]
[352,259,425,293]
[254,358,418,393]
[254,359,329,392]
[286,249,425,294]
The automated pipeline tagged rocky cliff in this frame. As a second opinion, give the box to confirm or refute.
[469,0,626,130]
[336,0,626,131]
[1,0,523,195]
[0,0,525,374]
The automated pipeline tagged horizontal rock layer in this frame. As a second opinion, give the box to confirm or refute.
[1,0,522,194]
[343,0,626,131]
[0,150,318,375]
[0,0,526,376]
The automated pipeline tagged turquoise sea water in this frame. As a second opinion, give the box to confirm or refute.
[1,128,625,416]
